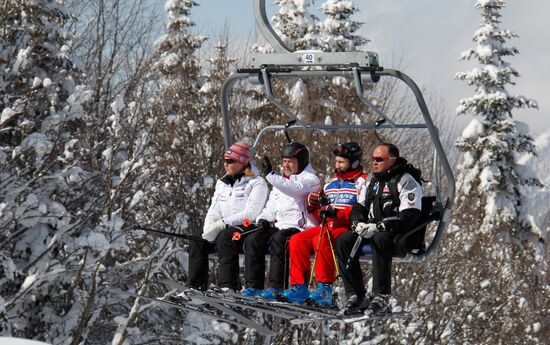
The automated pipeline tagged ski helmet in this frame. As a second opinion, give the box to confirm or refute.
[281,142,310,173]
[332,142,363,169]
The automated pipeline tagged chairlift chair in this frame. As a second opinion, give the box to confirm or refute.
[218,0,455,263]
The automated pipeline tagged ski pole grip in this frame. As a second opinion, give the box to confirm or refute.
[232,231,242,241]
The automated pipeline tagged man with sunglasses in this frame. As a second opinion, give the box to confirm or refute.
[283,142,367,305]
[335,143,423,316]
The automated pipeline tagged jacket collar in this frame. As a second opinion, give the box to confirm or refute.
[373,157,408,182]
[220,172,246,187]
[334,166,364,181]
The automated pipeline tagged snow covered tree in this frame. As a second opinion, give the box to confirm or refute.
[0,1,174,343]
[454,0,542,245]
[319,0,368,52]
[361,1,549,343]
[0,1,123,342]
[139,0,210,233]
[272,0,319,50]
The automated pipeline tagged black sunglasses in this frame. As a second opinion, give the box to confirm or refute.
[224,159,236,164]
[371,156,395,162]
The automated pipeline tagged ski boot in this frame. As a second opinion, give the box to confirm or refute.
[342,293,372,315]
[282,284,309,303]
[307,282,333,306]
[241,287,262,297]
[366,294,391,316]
[260,287,284,301]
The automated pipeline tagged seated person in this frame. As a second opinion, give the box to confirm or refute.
[335,142,422,316]
[283,142,367,305]
[188,142,268,291]
[241,142,321,299]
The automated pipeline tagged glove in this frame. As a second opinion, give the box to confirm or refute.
[319,206,338,220]
[257,219,271,230]
[202,218,214,233]
[307,192,320,213]
[261,156,273,176]
[318,189,328,207]
[202,219,226,242]
[354,222,381,239]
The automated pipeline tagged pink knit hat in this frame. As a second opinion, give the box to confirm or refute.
[224,142,250,165]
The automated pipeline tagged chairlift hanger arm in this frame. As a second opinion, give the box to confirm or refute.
[260,68,306,128]
[352,67,396,128]
[254,0,291,53]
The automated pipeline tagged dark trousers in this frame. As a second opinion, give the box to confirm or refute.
[371,231,395,295]
[267,228,300,289]
[188,236,212,291]
[187,228,242,290]
[335,230,395,296]
[243,227,277,289]
[188,227,276,290]
[335,231,367,297]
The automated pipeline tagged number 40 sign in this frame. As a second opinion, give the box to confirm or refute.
[302,53,315,64]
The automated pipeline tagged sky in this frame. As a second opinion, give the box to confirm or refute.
[191,0,549,136]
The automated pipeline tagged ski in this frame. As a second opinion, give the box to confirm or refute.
[111,286,276,335]
[182,289,277,335]
[158,278,300,320]
[156,277,412,326]
[157,277,342,321]
[290,310,412,325]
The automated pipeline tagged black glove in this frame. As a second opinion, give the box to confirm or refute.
[257,219,272,230]
[307,192,320,213]
[318,189,328,207]
[319,207,338,220]
[261,156,273,176]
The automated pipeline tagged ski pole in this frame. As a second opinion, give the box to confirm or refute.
[133,225,205,242]
[346,235,364,270]
[231,226,261,241]
[229,218,259,240]
[323,220,340,278]
[308,216,326,288]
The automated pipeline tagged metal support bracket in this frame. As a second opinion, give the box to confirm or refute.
[250,51,379,68]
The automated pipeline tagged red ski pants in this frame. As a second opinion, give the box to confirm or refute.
[288,225,347,285]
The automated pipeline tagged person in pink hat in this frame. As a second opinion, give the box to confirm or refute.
[188,142,268,291]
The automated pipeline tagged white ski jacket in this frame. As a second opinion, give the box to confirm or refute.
[256,163,321,230]
[205,172,268,227]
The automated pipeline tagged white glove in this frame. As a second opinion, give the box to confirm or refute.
[203,218,214,233]
[354,222,378,239]
[202,220,225,242]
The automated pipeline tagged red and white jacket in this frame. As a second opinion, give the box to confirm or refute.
[311,167,368,229]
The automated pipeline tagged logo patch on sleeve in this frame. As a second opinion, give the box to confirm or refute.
[407,192,415,201]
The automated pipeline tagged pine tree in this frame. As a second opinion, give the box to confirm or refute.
[0,0,111,342]
[140,0,207,232]
[390,1,549,343]
[319,0,368,52]
[272,0,319,50]
[455,0,540,238]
